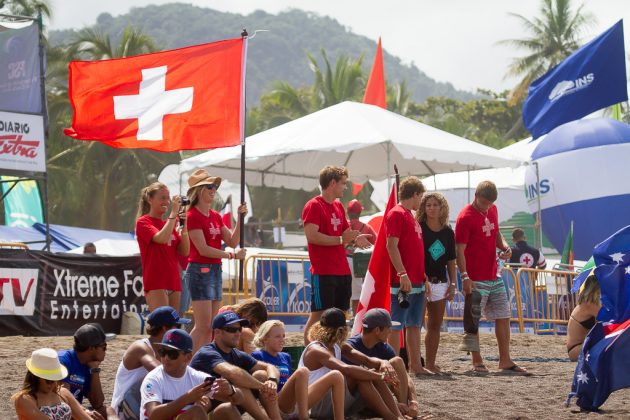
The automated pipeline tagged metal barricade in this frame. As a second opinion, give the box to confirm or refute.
[513,267,577,334]
[0,242,29,249]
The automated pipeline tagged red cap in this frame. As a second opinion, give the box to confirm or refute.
[347,199,363,214]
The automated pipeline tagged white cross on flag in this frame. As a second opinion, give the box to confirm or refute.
[64,38,246,152]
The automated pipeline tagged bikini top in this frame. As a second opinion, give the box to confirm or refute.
[39,401,72,420]
[571,315,596,331]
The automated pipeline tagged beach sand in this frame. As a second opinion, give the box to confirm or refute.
[2,332,629,419]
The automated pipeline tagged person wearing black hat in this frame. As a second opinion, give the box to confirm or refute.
[111,306,192,417]
[140,329,242,419]
[299,308,404,420]
[342,308,418,418]
[190,310,282,420]
[58,323,115,419]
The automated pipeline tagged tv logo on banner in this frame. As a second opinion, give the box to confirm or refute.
[0,111,45,172]
[0,268,38,316]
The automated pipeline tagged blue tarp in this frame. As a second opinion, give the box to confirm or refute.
[1,223,133,252]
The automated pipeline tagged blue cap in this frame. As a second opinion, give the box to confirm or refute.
[212,310,250,330]
[147,306,191,328]
[157,329,193,353]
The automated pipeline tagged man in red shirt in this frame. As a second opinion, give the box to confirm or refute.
[455,180,530,375]
[346,199,378,315]
[384,176,431,376]
[302,166,371,345]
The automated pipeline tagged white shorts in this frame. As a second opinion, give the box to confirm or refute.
[427,282,449,302]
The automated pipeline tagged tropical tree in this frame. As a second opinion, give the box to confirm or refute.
[498,0,595,105]
[387,81,412,116]
[0,0,51,18]
[307,49,365,108]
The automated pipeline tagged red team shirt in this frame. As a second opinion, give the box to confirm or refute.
[302,196,350,275]
[187,207,224,264]
[455,204,499,281]
[384,204,425,287]
[136,215,182,291]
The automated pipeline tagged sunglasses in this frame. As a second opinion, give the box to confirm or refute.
[158,347,184,360]
[222,326,243,334]
[205,184,218,191]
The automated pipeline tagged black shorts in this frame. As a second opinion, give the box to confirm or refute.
[311,274,352,311]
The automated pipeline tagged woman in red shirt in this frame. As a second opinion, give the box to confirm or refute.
[184,169,248,353]
[136,182,190,312]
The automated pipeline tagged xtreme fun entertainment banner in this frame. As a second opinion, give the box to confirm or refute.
[0,249,146,336]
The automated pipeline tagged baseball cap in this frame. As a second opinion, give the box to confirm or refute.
[347,199,363,214]
[212,310,250,330]
[147,306,192,328]
[362,308,401,329]
[320,308,348,328]
[157,329,193,353]
[74,323,113,348]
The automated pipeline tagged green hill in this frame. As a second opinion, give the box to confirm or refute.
[48,3,476,105]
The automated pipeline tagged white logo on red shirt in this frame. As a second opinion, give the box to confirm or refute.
[482,217,495,237]
[208,223,221,239]
[414,222,422,240]
[331,213,341,231]
[167,234,176,247]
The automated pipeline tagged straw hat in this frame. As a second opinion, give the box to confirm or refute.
[25,348,68,381]
[187,169,222,195]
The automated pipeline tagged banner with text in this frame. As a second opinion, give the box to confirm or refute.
[0,110,46,172]
[0,249,146,336]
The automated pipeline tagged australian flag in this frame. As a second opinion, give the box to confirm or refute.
[567,225,630,410]
[523,20,627,139]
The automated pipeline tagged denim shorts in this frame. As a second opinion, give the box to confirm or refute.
[389,287,426,330]
[184,262,222,301]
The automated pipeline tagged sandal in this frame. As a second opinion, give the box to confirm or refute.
[471,364,489,374]
[499,364,532,376]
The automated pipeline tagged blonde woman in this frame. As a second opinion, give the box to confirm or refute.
[567,273,601,361]
[13,348,92,420]
[220,297,268,353]
[183,169,247,353]
[417,192,457,374]
[136,181,189,312]
[252,320,345,419]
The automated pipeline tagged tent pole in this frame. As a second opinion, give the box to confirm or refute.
[386,142,392,193]
[36,12,51,251]
[467,166,471,203]
[534,161,543,250]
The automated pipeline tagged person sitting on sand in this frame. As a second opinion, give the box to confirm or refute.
[567,272,601,361]
[218,297,268,354]
[342,309,419,418]
[111,306,191,418]
[252,320,346,419]
[58,323,115,419]
[190,310,282,420]
[299,308,405,420]
[140,329,242,419]
[13,348,93,420]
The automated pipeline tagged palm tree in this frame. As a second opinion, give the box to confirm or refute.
[387,81,412,116]
[499,0,595,105]
[0,0,51,18]
[307,49,365,108]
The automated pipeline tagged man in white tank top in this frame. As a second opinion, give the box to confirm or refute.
[111,306,191,417]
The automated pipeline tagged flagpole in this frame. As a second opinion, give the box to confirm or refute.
[394,164,399,201]
[238,29,249,292]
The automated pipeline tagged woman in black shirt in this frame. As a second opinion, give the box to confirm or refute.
[417,192,457,374]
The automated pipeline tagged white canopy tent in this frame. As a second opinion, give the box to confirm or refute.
[175,101,523,190]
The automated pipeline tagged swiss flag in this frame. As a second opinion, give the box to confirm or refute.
[352,184,396,335]
[64,38,245,152]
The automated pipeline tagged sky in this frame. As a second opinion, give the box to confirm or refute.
[47,0,630,93]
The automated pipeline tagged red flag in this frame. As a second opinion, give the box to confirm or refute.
[352,183,364,197]
[362,37,386,109]
[64,38,245,152]
[352,184,396,335]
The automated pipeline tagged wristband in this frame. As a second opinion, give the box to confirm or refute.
[89,367,101,374]
[229,384,236,396]
[397,271,407,278]
[227,252,234,260]
[168,217,176,220]
[268,377,278,383]
[338,236,343,245]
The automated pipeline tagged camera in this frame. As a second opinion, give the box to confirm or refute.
[180,196,191,206]
[397,290,410,309]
